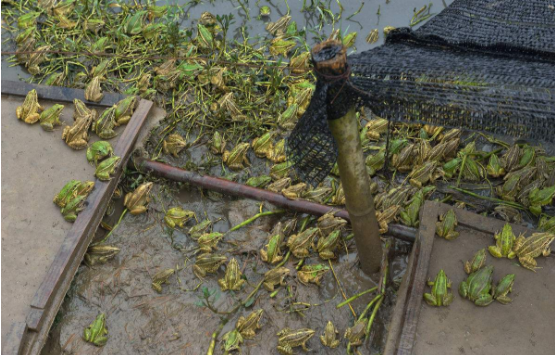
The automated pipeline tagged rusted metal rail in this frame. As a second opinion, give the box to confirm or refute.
[132,158,417,242]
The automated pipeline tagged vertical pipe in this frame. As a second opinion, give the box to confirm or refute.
[328,108,382,274]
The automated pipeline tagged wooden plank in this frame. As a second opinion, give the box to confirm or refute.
[24,309,42,332]
[2,322,26,355]
[1,80,126,106]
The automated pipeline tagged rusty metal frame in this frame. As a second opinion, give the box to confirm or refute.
[383,201,534,355]
[1,81,153,355]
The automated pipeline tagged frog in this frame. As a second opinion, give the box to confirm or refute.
[486,154,506,178]
[251,132,274,158]
[61,194,87,222]
[151,268,175,293]
[320,321,340,348]
[268,139,286,163]
[426,141,449,162]
[263,266,290,291]
[86,141,114,166]
[26,44,50,75]
[66,181,95,206]
[492,274,515,304]
[297,264,330,286]
[93,106,117,139]
[53,180,81,208]
[399,190,425,228]
[461,157,486,181]
[62,114,92,150]
[392,143,416,173]
[366,29,379,44]
[85,245,120,266]
[95,156,120,181]
[218,258,245,291]
[188,219,214,240]
[266,15,291,37]
[488,223,516,258]
[435,209,459,240]
[439,128,461,143]
[260,222,285,264]
[114,95,139,126]
[365,117,389,140]
[528,184,555,216]
[210,131,226,154]
[282,183,307,200]
[407,161,440,188]
[330,182,346,205]
[258,5,271,19]
[164,207,195,229]
[18,12,40,29]
[278,104,299,130]
[286,227,319,258]
[269,37,296,57]
[270,161,292,180]
[221,329,243,354]
[194,253,227,279]
[39,104,64,131]
[316,230,342,260]
[496,174,521,202]
[16,89,43,124]
[458,265,494,306]
[414,139,432,166]
[162,133,187,157]
[511,232,555,271]
[376,205,401,234]
[123,181,153,215]
[302,186,332,204]
[289,52,311,75]
[539,215,555,234]
[236,309,263,339]
[223,143,250,170]
[518,145,536,169]
[344,319,367,347]
[267,177,291,193]
[366,149,386,176]
[494,205,523,223]
[196,23,214,49]
[464,248,487,274]
[246,175,272,188]
[502,144,520,172]
[423,269,454,306]
[276,328,315,355]
[197,232,224,253]
[85,76,104,103]
[83,313,108,346]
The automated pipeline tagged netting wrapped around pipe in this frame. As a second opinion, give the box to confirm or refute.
[286,0,555,186]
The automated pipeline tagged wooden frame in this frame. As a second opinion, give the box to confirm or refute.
[1,81,153,355]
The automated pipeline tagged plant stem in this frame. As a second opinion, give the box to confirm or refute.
[227,210,285,233]
[450,186,524,208]
[96,208,128,245]
[336,287,378,309]
[329,259,356,317]
[365,295,384,339]
[358,294,383,321]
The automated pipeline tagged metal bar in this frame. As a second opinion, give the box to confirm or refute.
[1,80,126,106]
[132,158,416,242]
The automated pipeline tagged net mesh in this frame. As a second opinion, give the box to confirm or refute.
[286,0,555,186]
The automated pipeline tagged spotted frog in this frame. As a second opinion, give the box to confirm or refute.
[488,223,516,258]
[286,227,319,258]
[223,143,250,170]
[164,207,195,229]
[493,274,515,304]
[194,253,227,279]
[297,264,330,286]
[162,133,187,157]
[464,248,487,274]
[123,182,153,215]
[218,258,245,291]
[16,89,43,124]
[320,321,340,348]
[511,232,555,271]
[263,266,290,292]
[39,104,64,131]
[151,268,175,293]
[316,230,341,260]
[276,328,315,355]
[236,309,263,339]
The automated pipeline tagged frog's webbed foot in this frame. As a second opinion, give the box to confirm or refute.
[218,279,228,291]
[445,231,459,240]
[519,255,538,271]
[116,116,131,126]
[443,292,454,306]
[25,113,40,124]
[262,282,274,292]
[277,345,293,355]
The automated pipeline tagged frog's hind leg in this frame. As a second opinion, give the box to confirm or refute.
[474,294,493,306]
[519,255,538,272]
[423,293,437,306]
[488,245,503,258]
[495,295,512,304]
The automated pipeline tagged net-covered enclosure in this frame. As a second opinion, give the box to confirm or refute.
[287,0,555,185]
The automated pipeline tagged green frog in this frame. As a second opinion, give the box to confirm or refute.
[496,174,521,201]
[488,223,516,258]
[162,133,187,157]
[435,209,459,240]
[223,143,250,170]
[268,139,286,164]
[424,269,454,306]
[539,215,555,233]
[286,227,319,258]
[114,95,138,126]
[62,114,92,150]
[278,104,299,130]
[461,158,486,181]
[252,132,274,158]
[529,185,555,216]
[39,104,64,131]
[85,76,104,103]
[266,15,291,37]
[270,161,292,180]
[297,264,330,286]
[267,177,291,193]
[193,253,227,279]
[86,141,114,166]
[458,265,494,306]
[366,149,386,176]
[151,268,175,293]
[94,106,117,139]
[276,328,315,355]
[317,212,347,234]
[61,194,87,222]
[320,321,340,348]
[263,266,290,291]
[399,190,425,227]
[518,145,535,168]
[218,258,245,291]
[493,274,515,304]
[260,222,285,264]
[517,180,543,207]
[464,248,487,274]
[123,181,153,215]
[197,232,224,253]
[344,319,367,347]
[53,180,81,208]
[442,157,461,179]
[210,131,226,154]
[282,183,307,200]
[221,329,243,354]
[164,207,195,229]
[302,186,332,204]
[316,230,341,260]
[85,245,120,266]
[486,154,506,178]
[95,156,120,181]
[189,219,214,240]
[16,89,43,124]
[269,37,296,57]
[236,309,263,339]
[511,232,555,271]
[246,175,272,188]
[83,313,108,346]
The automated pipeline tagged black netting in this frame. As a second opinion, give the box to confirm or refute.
[287,0,555,186]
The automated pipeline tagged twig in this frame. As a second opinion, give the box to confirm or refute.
[328,259,356,317]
